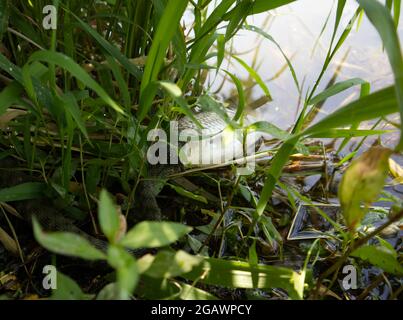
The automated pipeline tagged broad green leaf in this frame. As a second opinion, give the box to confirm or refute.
[107,245,139,299]
[158,81,182,98]
[0,182,45,202]
[139,250,202,278]
[33,217,106,260]
[178,282,219,300]
[96,283,121,300]
[120,221,192,249]
[338,146,392,229]
[98,189,120,244]
[351,245,403,275]
[182,257,305,300]
[50,272,94,300]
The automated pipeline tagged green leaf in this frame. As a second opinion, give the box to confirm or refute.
[0,182,45,202]
[139,250,202,278]
[27,50,125,115]
[358,0,403,150]
[242,25,300,93]
[32,217,106,260]
[303,86,398,137]
[193,0,236,44]
[232,55,271,99]
[50,272,94,300]
[168,184,208,204]
[243,0,296,16]
[338,146,392,229]
[138,0,189,122]
[96,283,121,300]
[247,121,290,140]
[0,0,9,42]
[0,53,60,119]
[98,189,120,244]
[61,92,89,140]
[351,245,403,275]
[105,55,131,109]
[182,257,305,300]
[308,129,391,139]
[107,245,139,299]
[0,81,22,116]
[216,34,225,71]
[223,70,245,121]
[254,86,398,221]
[308,78,367,105]
[178,282,219,300]
[224,1,252,41]
[72,13,142,81]
[120,221,192,249]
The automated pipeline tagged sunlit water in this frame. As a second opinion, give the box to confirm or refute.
[201,0,402,152]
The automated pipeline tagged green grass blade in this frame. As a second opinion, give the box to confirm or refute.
[358,0,403,150]
[243,25,300,93]
[28,50,125,115]
[223,70,245,121]
[0,0,9,42]
[182,256,304,299]
[232,55,271,100]
[246,0,296,15]
[303,86,397,137]
[70,11,142,81]
[138,0,189,122]
[0,182,46,201]
[308,78,366,105]
[255,86,398,221]
[0,81,22,116]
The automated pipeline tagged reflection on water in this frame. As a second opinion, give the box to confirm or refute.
[206,0,402,150]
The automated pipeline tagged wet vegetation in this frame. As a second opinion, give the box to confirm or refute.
[0,0,402,300]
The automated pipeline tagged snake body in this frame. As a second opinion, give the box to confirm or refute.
[0,109,262,254]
